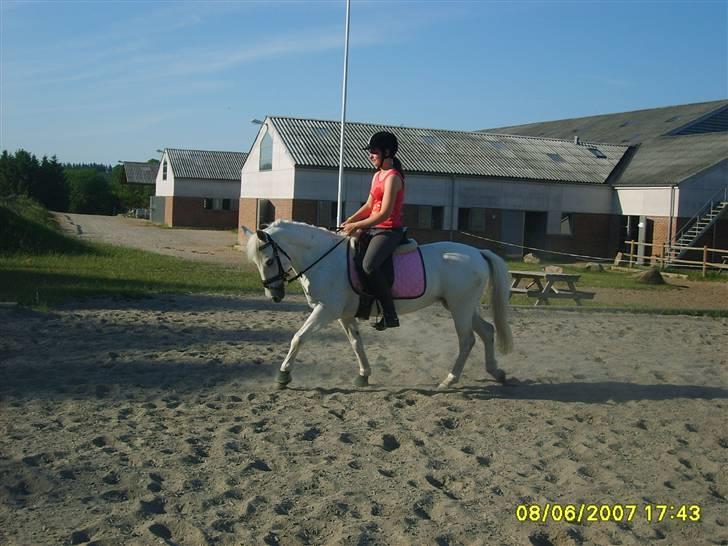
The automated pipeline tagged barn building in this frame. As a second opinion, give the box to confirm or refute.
[152,148,248,228]
[239,101,727,263]
[487,100,728,262]
[238,117,632,259]
[121,161,158,187]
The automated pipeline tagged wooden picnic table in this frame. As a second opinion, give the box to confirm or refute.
[509,270,595,306]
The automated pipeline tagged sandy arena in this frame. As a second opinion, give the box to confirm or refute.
[1,292,726,545]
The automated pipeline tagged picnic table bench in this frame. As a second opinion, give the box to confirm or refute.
[509,270,595,306]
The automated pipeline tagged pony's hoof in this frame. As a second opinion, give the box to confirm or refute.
[493,369,506,384]
[353,375,369,388]
[275,370,291,388]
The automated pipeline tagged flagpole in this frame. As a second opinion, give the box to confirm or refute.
[336,0,351,227]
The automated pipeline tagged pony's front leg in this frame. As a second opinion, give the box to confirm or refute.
[277,303,333,388]
[339,318,371,387]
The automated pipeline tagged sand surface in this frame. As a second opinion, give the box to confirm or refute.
[1,294,726,545]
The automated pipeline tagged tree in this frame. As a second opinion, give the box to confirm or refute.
[66,169,114,215]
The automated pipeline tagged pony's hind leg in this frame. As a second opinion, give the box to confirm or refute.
[438,307,477,389]
[339,318,371,387]
[473,312,506,383]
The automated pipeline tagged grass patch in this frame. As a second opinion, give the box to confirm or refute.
[0,196,91,255]
[0,243,286,308]
[0,196,286,307]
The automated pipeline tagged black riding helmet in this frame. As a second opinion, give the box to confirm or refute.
[362,131,398,158]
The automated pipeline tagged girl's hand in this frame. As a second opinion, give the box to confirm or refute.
[341,221,360,236]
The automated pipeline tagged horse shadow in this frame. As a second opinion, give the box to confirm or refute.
[290,379,728,404]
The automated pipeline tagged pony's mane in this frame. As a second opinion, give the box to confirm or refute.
[245,220,343,265]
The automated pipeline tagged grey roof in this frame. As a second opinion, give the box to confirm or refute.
[165,148,248,181]
[122,161,158,185]
[483,100,728,186]
[268,117,630,184]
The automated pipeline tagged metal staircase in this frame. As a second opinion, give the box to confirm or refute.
[666,185,728,265]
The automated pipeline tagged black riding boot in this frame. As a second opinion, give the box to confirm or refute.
[367,269,399,330]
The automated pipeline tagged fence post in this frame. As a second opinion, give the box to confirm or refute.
[703,246,708,277]
[629,240,635,268]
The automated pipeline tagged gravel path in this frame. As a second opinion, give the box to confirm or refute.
[52,212,246,268]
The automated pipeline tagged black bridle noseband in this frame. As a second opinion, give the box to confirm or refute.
[257,230,347,289]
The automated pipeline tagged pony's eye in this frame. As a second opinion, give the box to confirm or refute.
[265,258,274,266]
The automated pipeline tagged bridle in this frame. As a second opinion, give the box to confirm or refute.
[257,230,348,289]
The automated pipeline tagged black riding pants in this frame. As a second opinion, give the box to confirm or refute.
[362,228,403,275]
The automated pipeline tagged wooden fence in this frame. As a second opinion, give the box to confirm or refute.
[620,241,728,276]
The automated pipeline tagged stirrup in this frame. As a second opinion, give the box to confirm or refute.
[373,314,399,331]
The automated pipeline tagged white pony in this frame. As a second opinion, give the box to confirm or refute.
[243,220,512,389]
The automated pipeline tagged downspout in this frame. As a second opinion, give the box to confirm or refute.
[667,184,675,258]
[450,175,456,241]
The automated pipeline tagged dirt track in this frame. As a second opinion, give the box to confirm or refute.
[52,213,246,268]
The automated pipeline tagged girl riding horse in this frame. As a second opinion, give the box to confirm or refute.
[341,131,405,331]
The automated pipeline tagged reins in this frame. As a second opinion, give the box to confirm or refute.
[258,229,348,288]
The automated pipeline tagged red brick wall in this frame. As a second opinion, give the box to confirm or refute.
[170,197,237,229]
[293,199,318,225]
[543,213,621,261]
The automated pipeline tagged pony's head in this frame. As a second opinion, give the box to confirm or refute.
[242,224,292,303]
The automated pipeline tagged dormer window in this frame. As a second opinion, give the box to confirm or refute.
[259,129,273,171]
[162,160,168,180]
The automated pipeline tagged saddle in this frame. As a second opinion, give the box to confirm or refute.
[348,229,426,320]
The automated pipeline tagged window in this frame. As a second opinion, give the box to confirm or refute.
[420,135,442,146]
[212,198,223,210]
[560,213,574,236]
[416,205,444,229]
[546,153,566,163]
[587,147,607,159]
[222,199,231,211]
[313,127,330,138]
[203,198,213,210]
[458,208,486,231]
[417,206,432,229]
[162,161,168,180]
[317,201,337,227]
[259,129,273,171]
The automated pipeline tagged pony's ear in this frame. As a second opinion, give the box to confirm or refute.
[240,226,253,237]
[255,230,267,241]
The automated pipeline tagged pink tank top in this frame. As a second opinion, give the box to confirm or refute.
[370,169,405,229]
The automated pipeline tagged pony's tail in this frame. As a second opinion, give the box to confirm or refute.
[480,250,513,354]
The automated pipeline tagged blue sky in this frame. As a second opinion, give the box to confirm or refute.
[1,0,726,164]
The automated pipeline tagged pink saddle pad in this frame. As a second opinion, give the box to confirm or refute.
[348,245,426,299]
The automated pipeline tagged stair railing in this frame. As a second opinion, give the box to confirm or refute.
[671,183,728,249]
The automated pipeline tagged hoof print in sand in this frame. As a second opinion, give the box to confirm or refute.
[70,530,91,544]
[299,427,321,441]
[246,459,272,472]
[101,490,129,503]
[382,434,400,452]
[140,497,166,515]
[149,523,172,540]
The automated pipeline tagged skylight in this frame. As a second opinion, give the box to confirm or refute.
[587,147,607,159]
[420,135,442,146]
[546,153,566,163]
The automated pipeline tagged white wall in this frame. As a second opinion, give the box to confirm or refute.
[173,179,241,199]
[614,187,675,216]
[676,160,728,217]
[291,167,614,229]
[241,119,296,199]
[155,152,174,196]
